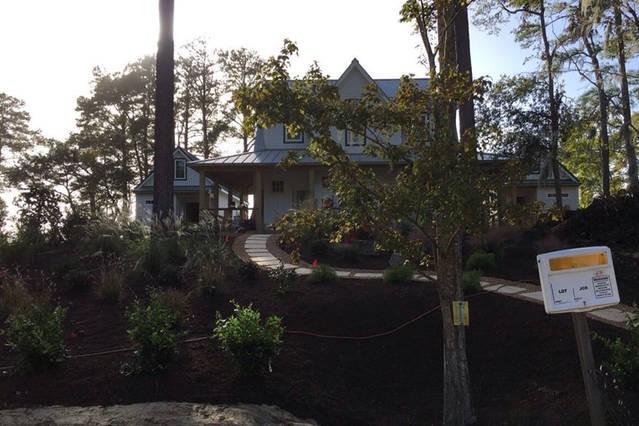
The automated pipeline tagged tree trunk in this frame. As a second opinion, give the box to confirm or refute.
[454,5,476,151]
[153,0,175,221]
[582,32,611,197]
[539,0,564,210]
[615,4,639,194]
[436,229,475,425]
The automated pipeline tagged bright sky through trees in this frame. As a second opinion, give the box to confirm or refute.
[1,0,585,148]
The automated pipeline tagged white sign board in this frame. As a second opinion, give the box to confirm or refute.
[536,246,619,314]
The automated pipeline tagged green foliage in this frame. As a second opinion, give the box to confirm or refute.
[237,261,260,283]
[336,245,359,264]
[309,239,331,257]
[0,273,50,318]
[3,305,67,372]
[462,270,483,295]
[125,291,186,373]
[97,266,124,304]
[307,264,337,284]
[156,287,190,329]
[62,269,93,292]
[465,249,496,274]
[272,207,339,250]
[268,263,298,295]
[181,217,236,296]
[383,264,414,284]
[213,301,284,377]
[597,313,639,392]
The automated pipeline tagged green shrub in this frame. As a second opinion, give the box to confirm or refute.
[597,313,639,391]
[0,276,33,317]
[62,269,93,292]
[125,291,185,373]
[238,261,259,283]
[3,305,67,372]
[97,267,124,304]
[273,207,339,250]
[383,264,414,284]
[156,287,190,328]
[465,249,496,273]
[309,239,331,257]
[268,263,297,295]
[336,245,359,264]
[307,264,337,284]
[213,301,284,377]
[462,270,483,295]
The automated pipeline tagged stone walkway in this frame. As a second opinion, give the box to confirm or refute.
[234,233,636,330]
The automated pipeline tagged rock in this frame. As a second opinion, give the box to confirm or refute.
[0,402,318,425]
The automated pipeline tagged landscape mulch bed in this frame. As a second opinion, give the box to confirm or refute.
[1,270,634,425]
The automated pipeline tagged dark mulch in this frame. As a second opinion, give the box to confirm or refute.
[0,271,634,425]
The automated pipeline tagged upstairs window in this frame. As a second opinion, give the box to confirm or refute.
[175,159,187,180]
[272,180,284,193]
[284,125,304,144]
[345,129,366,147]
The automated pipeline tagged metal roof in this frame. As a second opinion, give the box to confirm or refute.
[189,150,392,167]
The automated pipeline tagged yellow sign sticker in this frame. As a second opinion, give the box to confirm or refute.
[549,252,607,271]
[452,301,469,326]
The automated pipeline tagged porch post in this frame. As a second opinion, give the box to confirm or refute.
[226,185,233,221]
[212,182,219,218]
[308,168,316,206]
[198,171,207,221]
[254,169,264,232]
[239,192,247,220]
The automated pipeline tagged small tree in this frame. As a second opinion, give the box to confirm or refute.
[236,0,485,419]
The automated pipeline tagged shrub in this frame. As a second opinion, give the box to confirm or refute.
[465,249,496,273]
[597,313,639,392]
[383,264,414,284]
[273,207,339,251]
[336,245,359,264]
[156,287,190,328]
[125,291,185,373]
[97,267,124,304]
[462,270,483,295]
[3,305,67,372]
[268,263,297,295]
[309,239,331,257]
[62,269,93,292]
[0,276,34,317]
[307,264,337,284]
[237,261,260,283]
[213,301,284,377]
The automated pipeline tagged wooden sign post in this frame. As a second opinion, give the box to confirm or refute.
[537,247,619,426]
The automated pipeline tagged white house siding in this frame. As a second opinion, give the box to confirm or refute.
[135,194,155,223]
[536,186,579,211]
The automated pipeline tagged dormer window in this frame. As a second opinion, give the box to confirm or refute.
[284,126,304,144]
[175,158,186,180]
[345,129,366,147]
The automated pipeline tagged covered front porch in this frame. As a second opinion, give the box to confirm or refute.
[190,163,327,232]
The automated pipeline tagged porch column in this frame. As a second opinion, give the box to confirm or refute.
[198,171,207,220]
[308,168,316,206]
[212,182,219,218]
[239,192,247,220]
[254,170,264,232]
[226,186,234,221]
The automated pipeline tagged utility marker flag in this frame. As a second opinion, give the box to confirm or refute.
[452,301,469,326]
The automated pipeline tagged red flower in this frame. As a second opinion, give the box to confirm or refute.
[312,259,319,268]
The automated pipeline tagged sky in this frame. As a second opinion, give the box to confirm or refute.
[1,0,588,151]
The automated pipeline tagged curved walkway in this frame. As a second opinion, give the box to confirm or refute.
[233,233,636,330]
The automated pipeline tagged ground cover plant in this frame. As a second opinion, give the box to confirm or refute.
[0,208,638,423]
[0,257,636,424]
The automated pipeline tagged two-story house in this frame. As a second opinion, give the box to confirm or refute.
[133,147,240,224]
[188,59,579,232]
